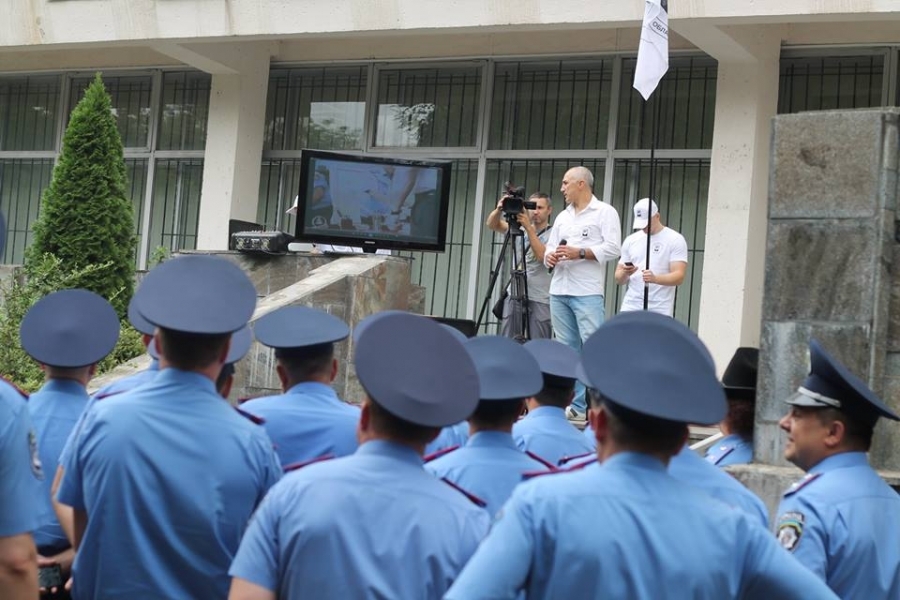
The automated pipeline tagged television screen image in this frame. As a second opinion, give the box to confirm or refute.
[294,150,452,253]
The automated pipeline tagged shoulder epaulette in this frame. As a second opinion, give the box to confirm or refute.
[525,450,558,471]
[564,457,597,471]
[94,389,127,402]
[236,397,252,405]
[423,445,459,463]
[557,451,594,467]
[711,446,735,465]
[783,472,822,497]
[440,477,487,508]
[0,376,29,400]
[234,407,266,425]
[283,454,335,473]
[522,468,561,481]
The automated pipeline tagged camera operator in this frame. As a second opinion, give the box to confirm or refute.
[486,191,553,340]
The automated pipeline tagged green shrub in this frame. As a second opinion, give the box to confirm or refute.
[0,254,145,392]
[26,73,137,318]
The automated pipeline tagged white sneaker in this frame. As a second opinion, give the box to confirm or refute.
[565,406,586,421]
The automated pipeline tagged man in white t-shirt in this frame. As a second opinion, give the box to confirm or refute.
[616,198,688,317]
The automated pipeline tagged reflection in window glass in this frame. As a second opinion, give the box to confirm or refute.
[158,72,211,151]
[70,76,153,148]
[490,60,612,150]
[265,68,367,151]
[0,159,54,263]
[257,159,302,232]
[476,159,606,333]
[778,55,884,114]
[617,57,717,150]
[0,76,60,151]
[610,159,709,330]
[125,159,149,259]
[375,66,481,147]
[147,159,204,260]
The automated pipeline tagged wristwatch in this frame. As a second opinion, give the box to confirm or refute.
[579,248,586,259]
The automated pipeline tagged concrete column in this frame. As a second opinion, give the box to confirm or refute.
[677,27,781,373]
[163,42,272,250]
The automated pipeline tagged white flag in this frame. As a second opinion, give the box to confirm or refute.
[633,0,669,100]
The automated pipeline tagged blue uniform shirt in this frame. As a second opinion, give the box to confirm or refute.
[775,452,900,598]
[58,368,282,600]
[425,431,548,516]
[425,420,469,456]
[446,452,838,600]
[27,379,89,550]
[669,445,768,528]
[705,433,753,466]
[241,381,359,467]
[90,359,159,399]
[0,383,42,536]
[512,406,594,466]
[229,440,490,598]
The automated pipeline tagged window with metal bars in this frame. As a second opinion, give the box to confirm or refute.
[374,66,482,148]
[0,76,59,152]
[145,158,204,262]
[70,75,153,149]
[489,60,613,150]
[778,55,885,114]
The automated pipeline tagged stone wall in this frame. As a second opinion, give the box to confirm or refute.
[732,108,900,516]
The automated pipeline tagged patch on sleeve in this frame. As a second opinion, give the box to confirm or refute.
[28,429,44,480]
[776,511,805,552]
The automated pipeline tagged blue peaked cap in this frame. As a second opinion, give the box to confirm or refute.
[355,312,479,427]
[524,338,579,380]
[133,255,256,334]
[463,336,543,401]
[21,289,120,368]
[786,338,899,424]
[580,311,725,425]
[254,306,349,349]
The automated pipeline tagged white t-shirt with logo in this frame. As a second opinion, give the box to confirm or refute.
[619,227,688,316]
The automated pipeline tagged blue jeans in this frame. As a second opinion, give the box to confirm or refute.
[550,294,605,412]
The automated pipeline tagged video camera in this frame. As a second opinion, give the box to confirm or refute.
[501,182,537,218]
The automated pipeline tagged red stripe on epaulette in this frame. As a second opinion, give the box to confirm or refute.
[557,451,594,467]
[0,376,29,400]
[423,445,459,463]
[283,454,335,473]
[441,477,487,508]
[94,389,127,402]
[783,472,822,497]
[234,407,266,425]
[522,469,560,481]
[525,451,558,471]
[564,457,597,471]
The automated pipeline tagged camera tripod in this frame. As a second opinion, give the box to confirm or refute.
[475,215,531,343]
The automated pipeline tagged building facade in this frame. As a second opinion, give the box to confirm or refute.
[1,1,899,370]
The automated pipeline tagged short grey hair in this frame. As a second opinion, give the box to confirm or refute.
[568,166,594,189]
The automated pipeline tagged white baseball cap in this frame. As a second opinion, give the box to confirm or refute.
[632,198,658,230]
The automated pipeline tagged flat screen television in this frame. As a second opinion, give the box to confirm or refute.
[294,149,452,253]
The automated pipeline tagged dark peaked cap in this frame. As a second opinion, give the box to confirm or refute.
[21,289,120,368]
[355,312,479,427]
[254,306,349,349]
[127,296,155,336]
[580,311,726,425]
[133,255,256,335]
[722,347,759,401]
[464,336,543,400]
[524,338,579,380]
[786,338,899,424]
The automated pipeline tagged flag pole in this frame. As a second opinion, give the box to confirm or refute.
[633,0,669,311]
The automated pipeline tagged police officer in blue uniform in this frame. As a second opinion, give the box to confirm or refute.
[426,335,548,516]
[447,311,838,600]
[775,339,900,598]
[706,347,758,466]
[513,338,594,465]
[213,325,253,398]
[57,255,282,599]
[22,289,119,589]
[229,312,490,600]
[241,306,359,468]
[0,379,41,597]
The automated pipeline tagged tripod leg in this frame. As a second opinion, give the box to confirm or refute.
[475,230,514,332]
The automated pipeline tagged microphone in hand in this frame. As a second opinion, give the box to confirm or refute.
[549,239,567,274]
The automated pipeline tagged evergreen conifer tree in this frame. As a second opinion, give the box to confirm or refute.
[26,73,136,317]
